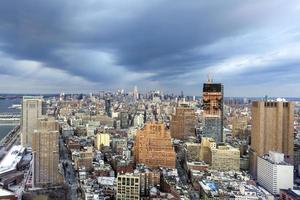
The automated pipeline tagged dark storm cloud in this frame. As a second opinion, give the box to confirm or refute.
[0,0,300,95]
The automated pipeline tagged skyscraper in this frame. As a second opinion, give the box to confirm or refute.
[134,123,176,169]
[250,100,294,177]
[21,96,43,147]
[105,98,112,117]
[170,105,195,140]
[32,117,63,187]
[133,85,139,101]
[202,79,224,143]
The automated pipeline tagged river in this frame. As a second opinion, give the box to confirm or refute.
[0,98,21,140]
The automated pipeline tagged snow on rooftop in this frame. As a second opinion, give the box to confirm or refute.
[0,145,24,175]
[0,188,15,196]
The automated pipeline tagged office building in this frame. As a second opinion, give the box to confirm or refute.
[133,85,139,101]
[32,117,63,187]
[250,100,294,177]
[120,112,129,129]
[170,106,195,140]
[184,142,201,162]
[116,173,140,200]
[200,137,216,164]
[21,96,43,147]
[105,98,112,117]
[202,78,224,143]
[134,123,176,169]
[95,132,110,150]
[231,116,248,137]
[257,151,293,195]
[208,143,240,171]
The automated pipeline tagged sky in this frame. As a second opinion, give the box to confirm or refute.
[0,0,300,97]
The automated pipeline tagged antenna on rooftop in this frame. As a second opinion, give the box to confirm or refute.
[207,73,213,83]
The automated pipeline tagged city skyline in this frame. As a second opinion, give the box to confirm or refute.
[0,1,300,96]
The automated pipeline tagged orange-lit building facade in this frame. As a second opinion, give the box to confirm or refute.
[134,123,176,169]
[202,80,224,142]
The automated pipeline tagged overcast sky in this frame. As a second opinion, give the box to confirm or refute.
[0,0,300,96]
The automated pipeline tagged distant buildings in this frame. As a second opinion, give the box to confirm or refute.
[250,100,294,177]
[134,123,176,169]
[116,173,140,200]
[105,98,112,117]
[231,116,248,137]
[21,96,43,147]
[257,151,293,195]
[170,105,195,140]
[202,79,224,143]
[32,117,63,187]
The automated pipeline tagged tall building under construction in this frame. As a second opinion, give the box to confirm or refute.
[134,123,176,169]
[170,105,195,140]
[250,100,294,177]
[202,78,224,143]
[32,117,63,187]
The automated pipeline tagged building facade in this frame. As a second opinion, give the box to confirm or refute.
[170,106,195,140]
[257,151,293,195]
[209,143,240,171]
[200,137,216,164]
[250,100,294,177]
[95,132,110,150]
[32,118,63,187]
[21,96,43,147]
[116,173,140,200]
[202,80,224,143]
[134,123,176,169]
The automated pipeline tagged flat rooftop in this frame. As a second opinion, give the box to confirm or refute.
[0,145,25,175]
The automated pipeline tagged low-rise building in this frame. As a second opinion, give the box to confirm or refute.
[208,143,240,171]
[116,173,140,200]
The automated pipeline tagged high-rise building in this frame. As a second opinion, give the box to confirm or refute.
[170,105,195,140]
[231,116,248,137]
[134,123,176,169]
[257,151,293,195]
[105,98,112,117]
[116,173,140,200]
[32,117,63,187]
[21,96,43,147]
[120,111,129,129]
[202,79,224,143]
[133,85,139,101]
[250,101,294,177]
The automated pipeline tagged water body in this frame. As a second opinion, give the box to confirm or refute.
[0,98,21,140]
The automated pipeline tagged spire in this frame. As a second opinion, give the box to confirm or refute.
[207,73,213,83]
